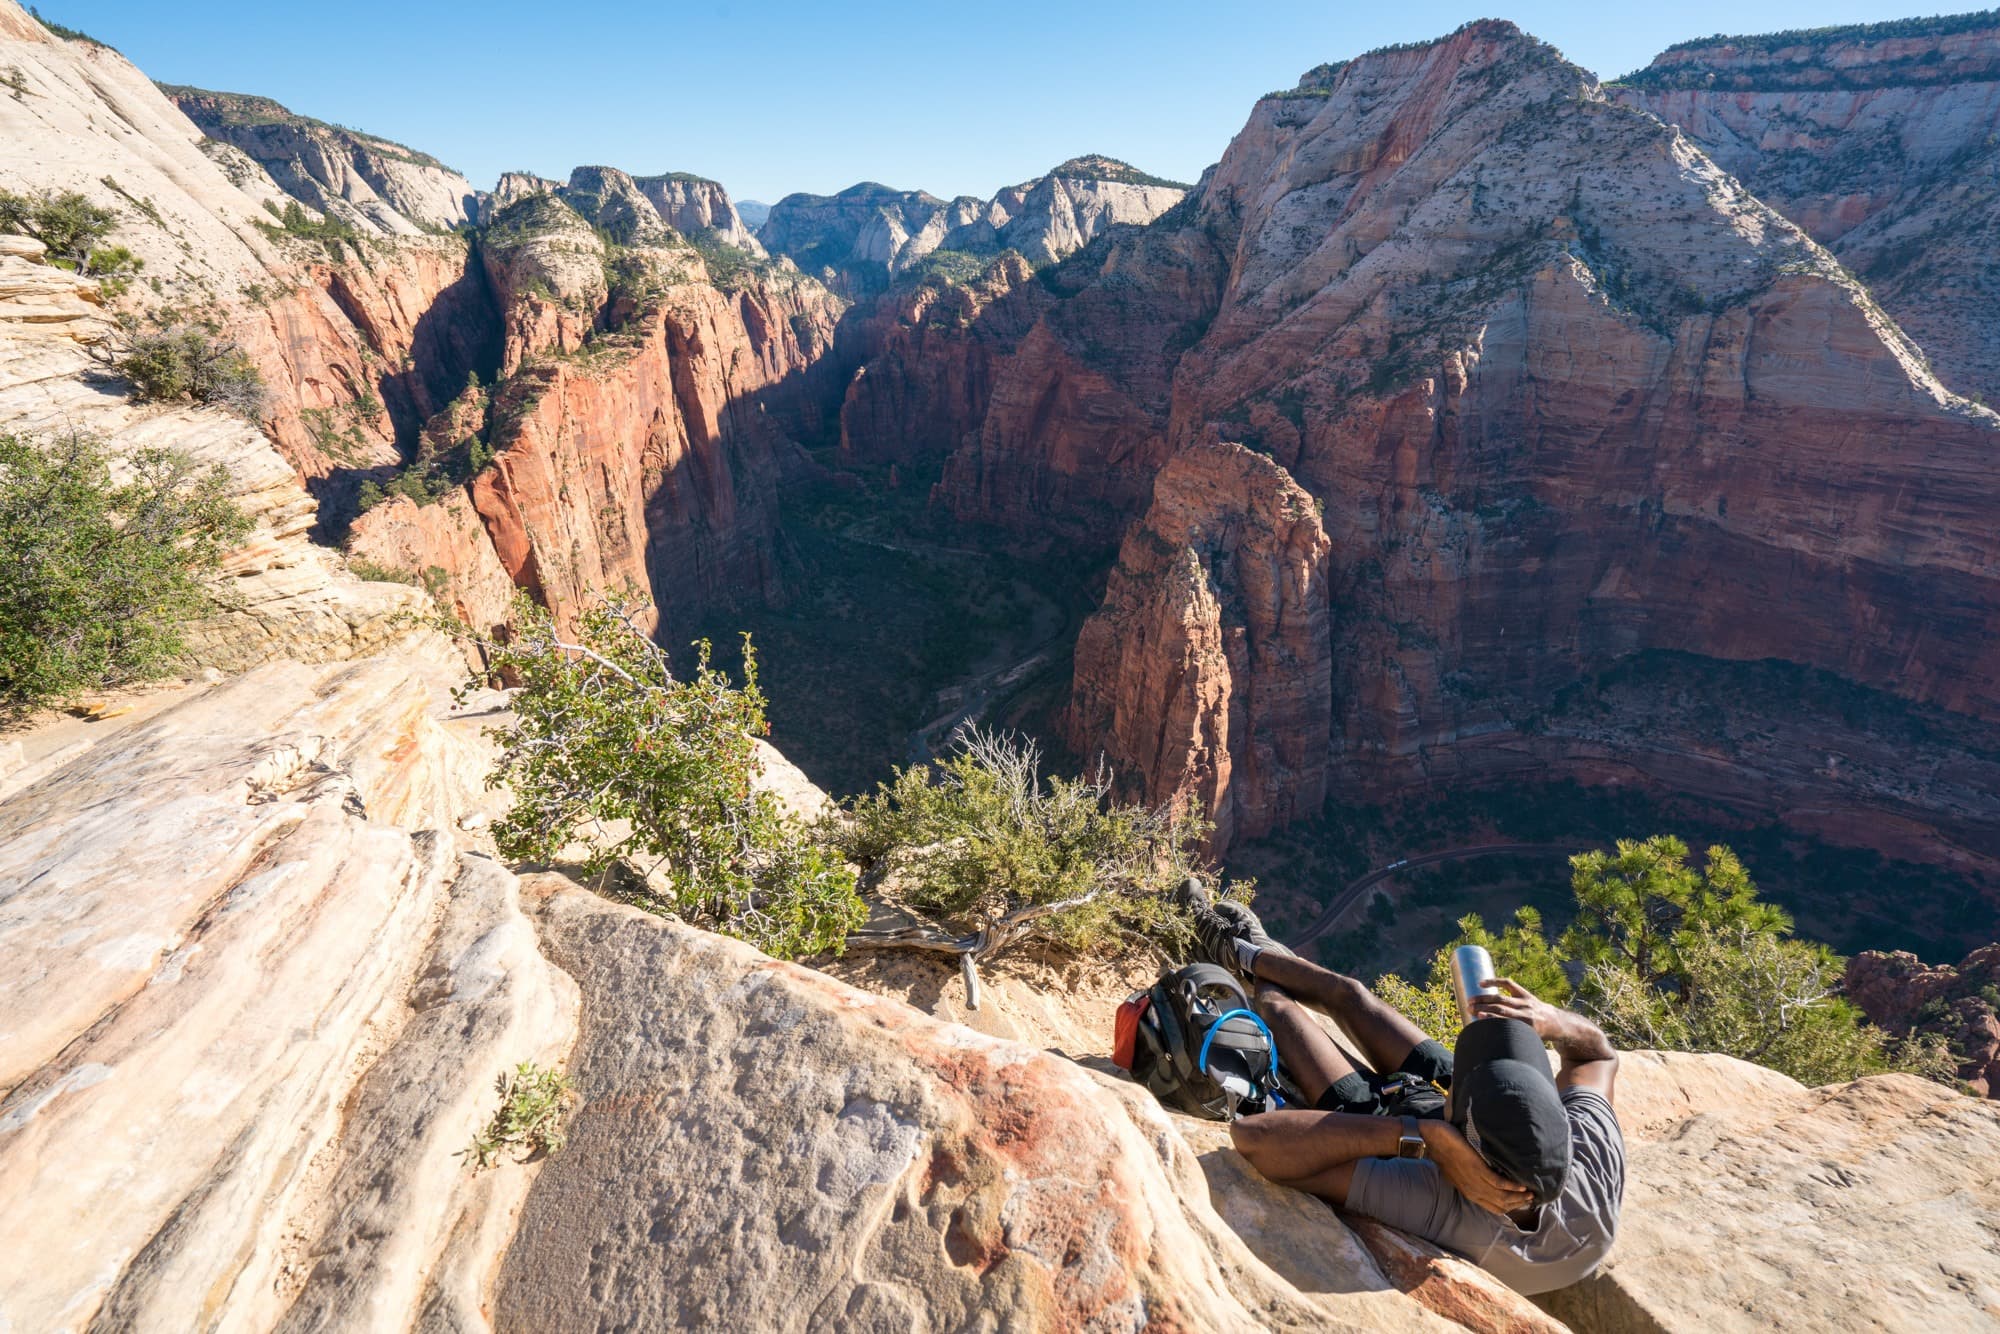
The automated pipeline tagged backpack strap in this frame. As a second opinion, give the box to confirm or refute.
[1196,1008,1276,1080]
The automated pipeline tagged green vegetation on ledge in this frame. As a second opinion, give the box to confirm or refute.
[0,429,250,718]
[459,594,867,961]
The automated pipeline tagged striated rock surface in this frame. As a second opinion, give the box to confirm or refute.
[3,630,1995,1330]
[0,654,580,1332]
[1068,441,1333,849]
[634,171,765,252]
[0,650,1522,1333]
[1613,13,2000,404]
[760,156,1187,292]
[165,84,482,235]
[1847,945,2000,1097]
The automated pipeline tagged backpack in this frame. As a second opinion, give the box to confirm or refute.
[1112,963,1286,1120]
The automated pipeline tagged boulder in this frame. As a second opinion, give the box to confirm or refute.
[1538,1060,2000,1331]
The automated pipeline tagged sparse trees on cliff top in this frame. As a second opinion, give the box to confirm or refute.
[1381,835,1957,1087]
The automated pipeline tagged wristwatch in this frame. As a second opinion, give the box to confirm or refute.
[1397,1115,1427,1160]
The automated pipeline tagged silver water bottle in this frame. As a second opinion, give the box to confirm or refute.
[1449,944,1501,1024]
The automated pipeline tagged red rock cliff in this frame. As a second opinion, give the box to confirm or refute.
[1067,441,1331,849]
[876,21,2000,870]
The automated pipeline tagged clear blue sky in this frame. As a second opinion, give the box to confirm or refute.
[39,1,1961,203]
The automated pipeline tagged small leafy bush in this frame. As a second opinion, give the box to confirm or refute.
[463,1062,574,1169]
[0,187,118,269]
[0,429,251,716]
[467,594,866,959]
[116,324,268,418]
[833,728,1211,956]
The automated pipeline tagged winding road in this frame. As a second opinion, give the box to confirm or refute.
[1291,843,1595,947]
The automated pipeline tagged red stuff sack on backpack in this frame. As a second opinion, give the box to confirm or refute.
[1112,991,1152,1071]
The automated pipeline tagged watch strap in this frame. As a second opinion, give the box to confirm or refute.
[1398,1115,1426,1159]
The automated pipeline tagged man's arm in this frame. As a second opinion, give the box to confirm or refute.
[1232,1109,1533,1214]
[1473,978,1619,1103]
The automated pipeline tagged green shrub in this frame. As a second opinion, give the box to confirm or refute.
[0,429,251,716]
[462,1062,573,1170]
[0,187,118,269]
[116,324,268,417]
[465,594,866,960]
[833,728,1211,956]
[1393,835,1958,1086]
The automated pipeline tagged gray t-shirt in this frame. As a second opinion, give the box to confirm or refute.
[1346,1087,1625,1296]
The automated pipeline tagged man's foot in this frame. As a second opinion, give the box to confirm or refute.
[1174,877,1247,974]
[1174,878,1295,979]
[1212,900,1296,963]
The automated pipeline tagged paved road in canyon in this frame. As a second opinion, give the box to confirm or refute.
[1292,843,1595,948]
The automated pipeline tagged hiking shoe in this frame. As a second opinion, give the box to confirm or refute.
[1174,877,1246,974]
[1212,900,1296,962]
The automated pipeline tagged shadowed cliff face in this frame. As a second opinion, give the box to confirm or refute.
[841,20,2000,879]
[1612,15,2000,406]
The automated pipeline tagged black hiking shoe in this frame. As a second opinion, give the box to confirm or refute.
[1174,877,1247,975]
[1212,900,1296,962]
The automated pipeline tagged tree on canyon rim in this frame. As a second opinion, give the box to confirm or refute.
[462,594,1211,966]
[463,593,866,960]
[1378,836,1957,1088]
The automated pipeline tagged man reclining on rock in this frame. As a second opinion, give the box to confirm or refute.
[1178,885,1624,1296]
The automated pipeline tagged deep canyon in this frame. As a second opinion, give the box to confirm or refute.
[8,3,2000,1327]
[17,6,2000,962]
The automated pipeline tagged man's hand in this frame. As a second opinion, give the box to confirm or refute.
[1420,1119,1533,1216]
[1474,976,1620,1101]
[1470,977,1562,1037]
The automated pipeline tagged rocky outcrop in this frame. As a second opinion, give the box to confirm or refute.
[1539,1053,2000,1331]
[835,252,1047,466]
[1847,946,2000,1097]
[1068,441,1333,849]
[165,84,482,235]
[1000,155,1191,266]
[759,157,1187,291]
[0,653,579,1331]
[634,171,765,252]
[491,171,560,210]
[556,164,674,247]
[1613,13,2000,404]
[351,257,842,641]
[3,630,1996,1330]
[928,213,1227,540]
[0,247,426,668]
[480,193,608,376]
[0,651,1514,1333]
[889,21,2000,870]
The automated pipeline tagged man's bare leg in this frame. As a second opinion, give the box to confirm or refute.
[1253,980,1361,1107]
[1248,950,1436,1078]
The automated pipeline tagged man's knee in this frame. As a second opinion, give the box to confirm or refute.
[1229,1112,1275,1164]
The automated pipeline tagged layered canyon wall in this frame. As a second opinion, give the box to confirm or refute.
[845,20,2000,878]
[1613,14,2000,405]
